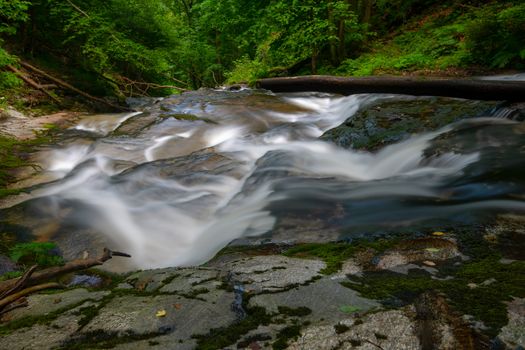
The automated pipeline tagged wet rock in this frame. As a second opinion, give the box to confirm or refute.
[249,277,379,322]
[0,307,85,350]
[321,97,495,150]
[375,238,460,270]
[0,288,110,323]
[81,292,236,344]
[287,309,420,350]
[414,292,489,350]
[67,274,104,288]
[226,255,325,293]
[498,298,525,349]
[0,254,17,275]
[332,259,362,279]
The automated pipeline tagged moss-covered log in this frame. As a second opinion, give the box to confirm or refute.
[256,76,525,101]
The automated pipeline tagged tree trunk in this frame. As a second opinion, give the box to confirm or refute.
[256,75,525,102]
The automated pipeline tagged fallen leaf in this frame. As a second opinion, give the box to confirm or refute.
[173,304,182,310]
[423,260,436,267]
[432,231,445,236]
[156,309,167,317]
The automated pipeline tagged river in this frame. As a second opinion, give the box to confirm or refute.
[1,88,524,271]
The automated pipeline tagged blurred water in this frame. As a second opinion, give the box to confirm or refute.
[2,89,524,269]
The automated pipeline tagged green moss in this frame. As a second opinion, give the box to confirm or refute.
[272,324,302,350]
[277,306,312,317]
[334,323,350,334]
[193,305,272,350]
[0,299,98,335]
[283,239,397,275]
[76,305,100,329]
[342,258,525,337]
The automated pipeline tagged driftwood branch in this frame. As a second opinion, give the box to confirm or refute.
[19,61,131,111]
[0,283,63,310]
[256,75,525,102]
[6,65,62,104]
[0,265,38,300]
[0,248,131,297]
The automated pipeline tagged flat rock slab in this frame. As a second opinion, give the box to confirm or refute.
[227,255,325,292]
[0,288,109,322]
[0,302,92,350]
[288,309,420,350]
[250,277,379,323]
[81,292,236,343]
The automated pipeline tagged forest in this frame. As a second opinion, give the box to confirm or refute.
[1,0,524,99]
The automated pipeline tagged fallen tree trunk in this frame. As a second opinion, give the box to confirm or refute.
[6,65,62,105]
[19,62,131,111]
[256,75,525,102]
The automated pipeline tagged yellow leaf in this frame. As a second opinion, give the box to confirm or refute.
[156,309,167,317]
[432,231,445,236]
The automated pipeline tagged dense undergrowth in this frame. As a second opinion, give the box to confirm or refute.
[1,1,524,99]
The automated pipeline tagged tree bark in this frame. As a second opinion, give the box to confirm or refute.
[256,75,525,102]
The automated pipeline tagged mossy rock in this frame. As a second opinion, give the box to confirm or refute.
[321,97,496,151]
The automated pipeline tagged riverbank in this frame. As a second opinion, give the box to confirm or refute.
[0,222,523,349]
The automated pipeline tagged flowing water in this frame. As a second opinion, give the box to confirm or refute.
[1,89,525,270]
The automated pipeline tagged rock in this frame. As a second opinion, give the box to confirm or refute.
[414,292,489,350]
[0,254,17,275]
[332,259,362,279]
[226,255,325,293]
[498,298,525,349]
[375,238,460,271]
[0,107,26,120]
[0,308,85,350]
[321,97,496,151]
[80,292,236,344]
[0,288,110,323]
[67,274,104,288]
[249,277,379,323]
[287,309,420,350]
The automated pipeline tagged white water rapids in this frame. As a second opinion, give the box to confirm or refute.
[9,90,525,270]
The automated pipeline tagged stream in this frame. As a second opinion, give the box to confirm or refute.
[1,88,525,271]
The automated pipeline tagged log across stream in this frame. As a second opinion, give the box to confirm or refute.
[257,75,525,101]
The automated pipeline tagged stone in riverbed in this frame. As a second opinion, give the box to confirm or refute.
[78,292,236,346]
[226,255,325,293]
[249,277,379,323]
[0,288,110,323]
[498,297,525,349]
[287,309,420,350]
[321,97,496,151]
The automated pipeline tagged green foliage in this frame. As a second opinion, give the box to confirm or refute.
[226,56,269,85]
[465,3,525,68]
[9,242,64,268]
[0,0,30,34]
